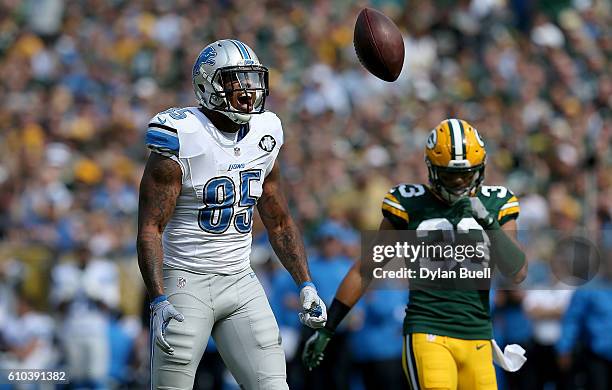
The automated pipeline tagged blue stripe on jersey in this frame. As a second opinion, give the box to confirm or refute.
[146,129,179,152]
[232,40,250,59]
[237,124,249,142]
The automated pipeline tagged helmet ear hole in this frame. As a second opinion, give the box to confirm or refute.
[210,94,224,107]
[198,84,206,93]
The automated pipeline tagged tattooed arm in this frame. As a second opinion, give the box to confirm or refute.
[137,153,182,299]
[257,163,311,285]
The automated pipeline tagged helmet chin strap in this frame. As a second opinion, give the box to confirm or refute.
[439,186,469,204]
[222,111,252,124]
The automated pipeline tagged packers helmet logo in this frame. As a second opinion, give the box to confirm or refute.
[426,129,437,150]
[258,135,276,152]
[473,128,485,147]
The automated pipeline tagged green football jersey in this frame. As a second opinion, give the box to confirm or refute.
[381,184,520,340]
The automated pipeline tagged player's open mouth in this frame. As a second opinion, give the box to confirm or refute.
[238,95,251,105]
[235,93,254,112]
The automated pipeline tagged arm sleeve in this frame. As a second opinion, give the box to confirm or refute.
[488,227,526,277]
[556,289,588,355]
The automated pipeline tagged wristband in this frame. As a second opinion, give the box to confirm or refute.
[299,281,316,290]
[324,298,351,332]
[150,294,167,306]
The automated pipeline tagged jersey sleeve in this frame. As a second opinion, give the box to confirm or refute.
[497,192,520,225]
[273,112,284,149]
[145,113,180,158]
[381,187,409,228]
[263,112,284,177]
[479,185,520,226]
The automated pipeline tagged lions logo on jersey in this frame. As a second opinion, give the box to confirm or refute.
[258,135,276,152]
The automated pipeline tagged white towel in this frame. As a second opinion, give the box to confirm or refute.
[491,340,527,372]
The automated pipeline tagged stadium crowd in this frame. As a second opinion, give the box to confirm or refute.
[0,0,610,389]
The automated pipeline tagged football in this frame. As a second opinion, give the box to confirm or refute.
[353,7,405,82]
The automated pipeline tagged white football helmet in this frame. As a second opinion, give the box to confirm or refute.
[192,39,269,124]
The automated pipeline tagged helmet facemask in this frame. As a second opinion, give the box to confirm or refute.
[197,65,269,124]
[427,160,485,204]
[192,40,270,125]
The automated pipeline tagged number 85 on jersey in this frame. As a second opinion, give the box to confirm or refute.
[198,170,261,234]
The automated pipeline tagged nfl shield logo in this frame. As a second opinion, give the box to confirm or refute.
[177,277,186,288]
[234,147,241,156]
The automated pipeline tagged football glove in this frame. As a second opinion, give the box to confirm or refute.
[468,196,498,229]
[298,283,327,329]
[150,296,184,355]
[302,328,333,370]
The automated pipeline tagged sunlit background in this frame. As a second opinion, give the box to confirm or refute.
[0,0,610,389]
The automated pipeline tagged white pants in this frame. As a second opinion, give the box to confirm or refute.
[151,267,288,390]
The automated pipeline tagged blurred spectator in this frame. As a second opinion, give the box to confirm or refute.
[523,287,574,389]
[349,289,409,390]
[0,0,609,387]
[107,315,138,388]
[308,221,356,305]
[0,292,56,371]
[269,260,304,389]
[0,260,25,327]
[492,290,534,390]
[556,277,612,390]
[50,244,119,389]
[303,221,355,390]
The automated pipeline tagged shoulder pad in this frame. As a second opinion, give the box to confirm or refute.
[381,184,427,226]
[391,184,427,200]
[145,109,184,156]
[478,185,520,224]
[251,111,284,148]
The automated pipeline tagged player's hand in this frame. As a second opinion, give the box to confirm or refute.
[150,296,184,355]
[302,328,333,370]
[467,196,497,229]
[298,283,327,328]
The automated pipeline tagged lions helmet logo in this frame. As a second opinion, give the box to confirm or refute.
[258,135,276,152]
[193,46,217,76]
[426,129,437,150]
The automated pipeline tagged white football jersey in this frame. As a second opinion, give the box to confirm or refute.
[145,107,283,274]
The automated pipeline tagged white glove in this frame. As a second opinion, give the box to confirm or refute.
[298,283,327,328]
[468,197,496,228]
[151,296,184,355]
[492,340,527,372]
